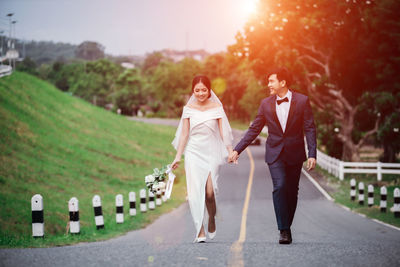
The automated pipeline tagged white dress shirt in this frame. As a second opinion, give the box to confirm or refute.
[275,90,292,132]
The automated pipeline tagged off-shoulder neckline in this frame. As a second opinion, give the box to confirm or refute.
[184,105,222,112]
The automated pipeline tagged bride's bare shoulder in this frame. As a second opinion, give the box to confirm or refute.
[209,102,222,108]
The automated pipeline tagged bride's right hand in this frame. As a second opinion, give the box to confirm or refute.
[171,158,180,170]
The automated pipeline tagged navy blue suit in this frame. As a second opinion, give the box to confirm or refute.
[234,91,317,230]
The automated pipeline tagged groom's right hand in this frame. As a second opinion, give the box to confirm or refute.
[228,151,239,164]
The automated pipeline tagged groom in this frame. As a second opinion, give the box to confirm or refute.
[229,67,317,244]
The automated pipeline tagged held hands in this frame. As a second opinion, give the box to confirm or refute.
[307,157,316,171]
[228,150,239,164]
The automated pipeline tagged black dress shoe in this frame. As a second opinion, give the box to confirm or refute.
[279,230,292,244]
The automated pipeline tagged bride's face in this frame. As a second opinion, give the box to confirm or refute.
[193,82,209,103]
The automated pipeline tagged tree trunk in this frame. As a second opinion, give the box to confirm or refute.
[300,49,378,162]
[342,140,360,162]
[382,142,395,163]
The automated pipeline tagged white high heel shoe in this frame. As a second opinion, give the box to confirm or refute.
[208,230,216,240]
[194,236,206,243]
[208,217,216,239]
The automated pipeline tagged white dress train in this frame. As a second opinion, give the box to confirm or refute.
[179,106,230,237]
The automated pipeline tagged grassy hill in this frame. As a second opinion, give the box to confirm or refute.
[0,72,186,248]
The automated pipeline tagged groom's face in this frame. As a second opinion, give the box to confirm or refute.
[267,74,285,95]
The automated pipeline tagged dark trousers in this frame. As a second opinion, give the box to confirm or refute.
[268,157,303,230]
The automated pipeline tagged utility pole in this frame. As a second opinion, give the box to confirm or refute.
[0,30,4,66]
[7,13,13,68]
[12,20,17,69]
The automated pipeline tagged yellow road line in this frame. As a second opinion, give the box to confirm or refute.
[228,148,255,267]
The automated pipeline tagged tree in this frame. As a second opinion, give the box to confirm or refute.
[203,53,257,120]
[16,57,38,75]
[69,59,121,106]
[112,69,146,115]
[150,57,202,116]
[75,41,105,61]
[233,0,400,161]
[141,52,167,75]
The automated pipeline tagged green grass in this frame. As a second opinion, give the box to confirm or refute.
[314,166,400,228]
[0,72,187,248]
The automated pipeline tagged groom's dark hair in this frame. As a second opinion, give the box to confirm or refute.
[192,75,212,98]
[268,67,292,87]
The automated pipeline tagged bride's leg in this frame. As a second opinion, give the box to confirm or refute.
[205,173,216,233]
[198,225,206,238]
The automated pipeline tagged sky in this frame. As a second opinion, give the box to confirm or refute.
[0,0,256,56]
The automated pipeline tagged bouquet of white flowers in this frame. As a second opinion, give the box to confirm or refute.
[145,165,175,198]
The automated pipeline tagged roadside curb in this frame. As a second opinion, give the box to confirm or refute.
[302,168,400,232]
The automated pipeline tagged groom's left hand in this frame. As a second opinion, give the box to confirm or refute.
[307,158,316,171]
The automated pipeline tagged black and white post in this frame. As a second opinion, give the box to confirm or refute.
[156,190,162,206]
[92,195,104,229]
[116,194,124,223]
[31,194,44,238]
[358,182,364,205]
[162,189,167,202]
[148,190,155,210]
[350,178,356,201]
[368,184,374,207]
[380,186,387,212]
[129,192,136,216]
[140,189,147,213]
[394,188,400,218]
[68,197,80,234]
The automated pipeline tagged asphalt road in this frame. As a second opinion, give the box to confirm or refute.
[1,124,400,267]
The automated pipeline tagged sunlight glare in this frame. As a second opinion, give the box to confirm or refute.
[243,0,257,16]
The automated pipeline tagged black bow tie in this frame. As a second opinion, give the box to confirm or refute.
[277,97,289,105]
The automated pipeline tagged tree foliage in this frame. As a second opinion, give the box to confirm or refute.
[75,41,105,61]
[231,0,400,161]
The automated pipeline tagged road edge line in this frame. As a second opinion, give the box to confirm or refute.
[301,168,334,201]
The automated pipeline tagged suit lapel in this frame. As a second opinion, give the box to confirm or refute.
[269,96,284,134]
[286,92,297,132]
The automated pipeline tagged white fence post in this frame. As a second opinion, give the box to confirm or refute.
[380,186,387,212]
[140,189,147,213]
[31,194,44,238]
[394,188,400,218]
[377,162,382,181]
[92,195,104,230]
[358,182,365,205]
[68,197,80,234]
[129,192,136,216]
[116,194,124,223]
[339,161,344,180]
[368,184,374,207]
[350,179,356,201]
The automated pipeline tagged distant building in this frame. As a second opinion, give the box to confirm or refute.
[121,62,135,69]
[160,49,209,62]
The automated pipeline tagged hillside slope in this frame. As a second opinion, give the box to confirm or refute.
[0,72,185,247]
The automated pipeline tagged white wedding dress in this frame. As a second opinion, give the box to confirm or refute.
[172,97,232,238]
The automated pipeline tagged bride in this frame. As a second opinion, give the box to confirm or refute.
[171,75,233,243]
